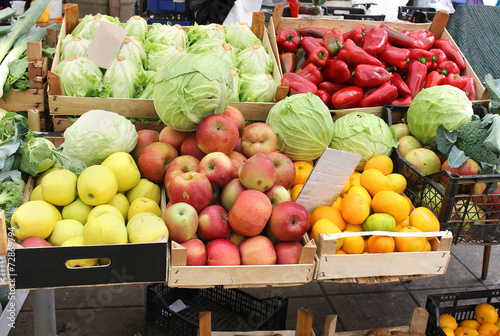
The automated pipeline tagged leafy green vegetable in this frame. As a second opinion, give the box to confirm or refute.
[54,56,106,97]
[224,22,262,51]
[71,14,121,40]
[237,44,273,76]
[145,42,185,72]
[187,23,225,45]
[239,74,277,102]
[187,39,237,70]
[154,53,234,132]
[118,37,147,71]
[407,85,473,147]
[125,15,148,42]
[60,35,91,60]
[0,112,28,171]
[0,8,15,21]
[485,73,500,115]
[0,26,11,38]
[18,136,56,175]
[266,93,334,161]
[0,177,24,224]
[146,23,186,48]
[4,57,29,94]
[103,56,145,98]
[329,112,398,171]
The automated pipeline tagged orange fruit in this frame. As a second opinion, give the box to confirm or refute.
[440,314,458,330]
[293,161,313,186]
[360,169,391,197]
[372,190,411,223]
[409,207,440,239]
[336,249,347,254]
[340,179,350,196]
[310,219,343,249]
[364,155,393,175]
[341,192,371,225]
[350,172,361,186]
[341,233,365,254]
[363,213,396,232]
[424,240,432,251]
[306,161,314,166]
[347,185,372,207]
[332,196,342,210]
[475,303,499,324]
[394,226,427,252]
[478,323,499,336]
[387,173,407,194]
[455,326,479,336]
[366,235,395,253]
[291,184,303,202]
[495,330,500,336]
[344,223,363,232]
[460,320,480,330]
[310,206,346,231]
[442,328,455,336]
[494,319,500,329]
[402,194,414,211]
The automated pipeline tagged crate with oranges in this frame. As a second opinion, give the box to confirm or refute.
[298,155,453,282]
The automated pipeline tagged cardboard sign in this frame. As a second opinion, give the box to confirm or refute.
[295,148,363,214]
[87,21,128,69]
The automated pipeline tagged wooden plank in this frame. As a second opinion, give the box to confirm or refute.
[267,17,281,75]
[299,239,317,264]
[211,332,296,336]
[251,12,266,41]
[429,10,449,39]
[296,308,313,336]
[0,88,45,112]
[27,41,43,90]
[272,4,285,32]
[199,312,211,336]
[27,109,41,132]
[64,4,79,35]
[323,315,337,336]
[47,71,63,96]
[109,0,120,18]
[335,326,409,336]
[170,242,187,267]
[409,307,429,335]
[46,28,58,48]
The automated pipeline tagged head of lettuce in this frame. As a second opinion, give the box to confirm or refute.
[153,53,234,132]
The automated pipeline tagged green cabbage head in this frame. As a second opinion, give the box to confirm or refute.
[55,57,105,97]
[266,93,334,161]
[407,85,473,147]
[329,112,398,171]
[71,14,121,40]
[153,53,233,132]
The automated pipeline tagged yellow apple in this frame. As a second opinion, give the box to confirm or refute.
[127,214,168,243]
[77,165,118,206]
[127,197,161,221]
[30,184,44,201]
[35,167,63,186]
[62,198,93,225]
[101,152,141,192]
[83,212,127,245]
[87,204,124,223]
[125,178,160,204]
[41,169,78,206]
[106,193,129,220]
[62,237,98,267]
[11,200,61,240]
[48,219,84,246]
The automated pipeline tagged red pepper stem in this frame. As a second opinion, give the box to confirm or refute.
[286,33,295,42]
[318,51,327,60]
[440,68,449,76]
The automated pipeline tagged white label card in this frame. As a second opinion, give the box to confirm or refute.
[87,21,128,69]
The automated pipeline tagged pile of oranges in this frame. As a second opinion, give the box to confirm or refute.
[296,154,441,254]
[439,303,500,336]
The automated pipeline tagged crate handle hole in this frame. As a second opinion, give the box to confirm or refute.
[65,257,111,269]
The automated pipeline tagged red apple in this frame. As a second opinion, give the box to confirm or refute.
[238,153,276,192]
[131,129,160,161]
[233,137,243,153]
[473,182,500,210]
[223,106,245,135]
[198,152,233,187]
[206,239,241,265]
[227,230,247,247]
[167,172,212,212]
[164,155,200,186]
[181,134,205,161]
[266,152,295,189]
[275,241,303,264]
[221,178,246,211]
[21,237,51,248]
[265,184,291,209]
[197,205,230,241]
[228,189,272,237]
[137,142,178,184]
[441,159,480,185]
[239,235,276,265]
[162,202,198,243]
[180,238,207,265]
[228,151,247,179]
[269,201,309,242]
[241,122,277,157]
[159,126,193,152]
[196,114,239,154]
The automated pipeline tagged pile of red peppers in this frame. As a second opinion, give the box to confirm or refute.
[276,24,476,109]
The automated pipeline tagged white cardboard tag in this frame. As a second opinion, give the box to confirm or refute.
[87,21,128,69]
[295,148,363,214]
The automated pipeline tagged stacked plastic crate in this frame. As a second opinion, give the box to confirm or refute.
[147,0,191,26]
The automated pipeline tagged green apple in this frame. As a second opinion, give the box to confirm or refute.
[77,165,118,206]
[11,200,61,240]
[101,152,141,192]
[127,197,161,221]
[62,237,98,267]
[83,212,127,245]
[106,193,129,220]
[87,204,124,223]
[127,214,169,243]
[62,198,93,224]
[41,169,78,206]
[125,178,161,204]
[48,219,84,246]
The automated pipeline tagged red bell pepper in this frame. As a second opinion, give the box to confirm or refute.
[438,60,460,76]
[429,48,447,71]
[380,24,419,48]
[297,63,323,86]
[280,52,295,74]
[379,45,410,69]
[322,59,350,84]
[331,28,344,44]
[294,48,307,70]
[322,30,342,57]
[390,73,411,97]
[303,46,329,68]
[299,27,330,38]
[391,96,413,105]
[331,86,364,109]
[409,29,435,50]
[424,71,445,88]
[287,0,299,17]
[406,61,427,98]
[434,38,466,70]
[337,39,382,68]
[400,29,410,36]
[343,25,366,47]
[352,64,393,88]
[318,81,347,96]
[443,74,467,90]
[359,82,398,108]
[277,29,300,53]
[288,81,309,94]
[362,27,388,56]
[408,48,433,69]
[316,89,332,109]
[463,76,476,101]
[282,72,318,94]
[301,36,322,55]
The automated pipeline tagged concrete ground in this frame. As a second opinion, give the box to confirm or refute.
[8,244,500,336]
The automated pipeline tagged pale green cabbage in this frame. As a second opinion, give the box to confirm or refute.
[145,42,185,72]
[187,23,225,45]
[229,69,239,102]
[154,53,233,132]
[71,14,121,40]
[118,37,147,70]
[125,15,148,41]
[187,38,237,69]
[237,44,273,76]
[103,57,145,98]
[329,112,398,171]
[54,57,105,97]
[63,110,138,166]
[60,35,91,60]
[407,85,473,147]
[146,23,186,48]
[224,22,262,50]
[240,74,277,102]
[266,93,334,161]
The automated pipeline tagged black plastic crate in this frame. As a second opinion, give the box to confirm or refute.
[146,284,288,335]
[398,6,436,23]
[425,289,500,336]
[382,104,500,245]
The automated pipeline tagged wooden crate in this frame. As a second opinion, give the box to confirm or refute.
[47,5,286,132]
[313,230,453,283]
[2,177,169,290]
[268,11,487,117]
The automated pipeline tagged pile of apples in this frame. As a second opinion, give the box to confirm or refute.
[133,107,311,266]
